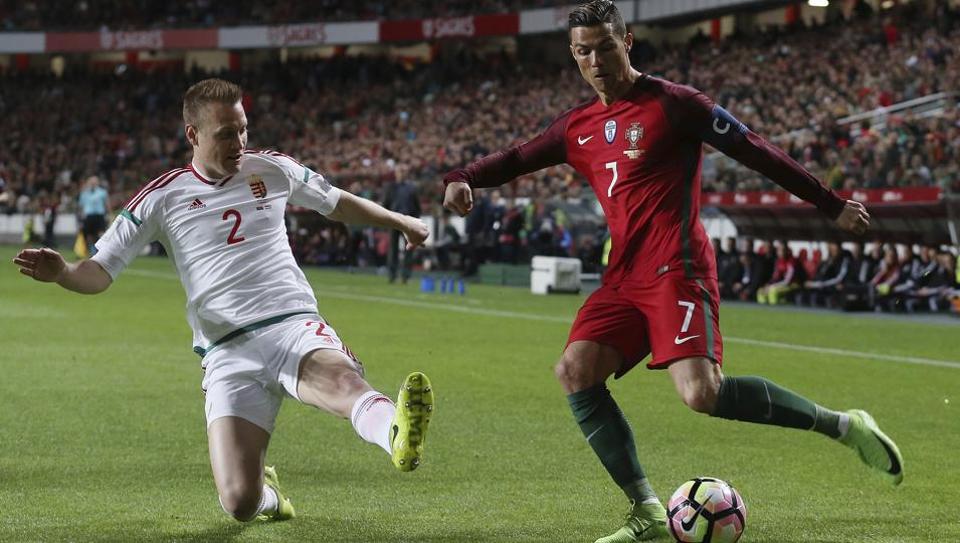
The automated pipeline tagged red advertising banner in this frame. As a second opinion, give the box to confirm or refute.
[703,187,943,207]
[45,28,217,52]
[708,187,950,243]
[380,13,519,42]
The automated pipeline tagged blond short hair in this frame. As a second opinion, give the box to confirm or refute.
[182,78,243,127]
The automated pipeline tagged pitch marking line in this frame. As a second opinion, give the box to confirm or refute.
[123,268,960,370]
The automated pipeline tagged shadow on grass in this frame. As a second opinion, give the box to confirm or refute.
[164,522,247,543]
[0,520,246,543]
[171,514,532,543]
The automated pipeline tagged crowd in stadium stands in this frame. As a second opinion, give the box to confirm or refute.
[717,239,960,315]
[0,0,569,30]
[0,2,958,309]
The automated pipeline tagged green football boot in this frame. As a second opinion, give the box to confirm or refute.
[391,372,434,472]
[839,409,904,485]
[595,500,669,543]
[257,465,296,521]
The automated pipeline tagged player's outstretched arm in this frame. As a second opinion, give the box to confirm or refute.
[676,86,857,228]
[12,248,112,294]
[327,191,429,249]
[442,111,570,216]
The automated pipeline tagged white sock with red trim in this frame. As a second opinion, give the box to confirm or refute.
[350,391,395,455]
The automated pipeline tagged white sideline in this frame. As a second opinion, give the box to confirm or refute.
[123,268,960,370]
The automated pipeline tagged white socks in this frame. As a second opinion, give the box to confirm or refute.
[258,485,279,517]
[837,412,851,439]
[350,390,396,455]
[219,484,278,521]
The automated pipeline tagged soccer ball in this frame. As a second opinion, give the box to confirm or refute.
[667,477,747,543]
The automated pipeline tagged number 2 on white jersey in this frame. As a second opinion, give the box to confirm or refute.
[222,209,245,245]
[605,161,618,198]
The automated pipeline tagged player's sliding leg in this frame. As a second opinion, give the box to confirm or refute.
[295,349,434,471]
[207,417,294,522]
[669,357,903,485]
[557,341,668,543]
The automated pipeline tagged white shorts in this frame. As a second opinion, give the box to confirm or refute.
[200,313,362,433]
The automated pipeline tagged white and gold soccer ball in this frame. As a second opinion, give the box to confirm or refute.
[667,477,747,543]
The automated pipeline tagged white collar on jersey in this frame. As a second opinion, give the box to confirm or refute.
[190,159,231,183]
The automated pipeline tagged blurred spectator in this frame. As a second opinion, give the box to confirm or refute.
[729,251,760,302]
[905,250,957,312]
[717,237,740,298]
[462,191,494,276]
[496,203,525,264]
[433,210,461,271]
[875,244,919,311]
[39,190,59,248]
[887,245,938,311]
[870,245,903,308]
[850,243,880,287]
[751,241,776,289]
[757,241,804,305]
[798,241,852,307]
[835,242,879,311]
[78,175,111,254]
[383,164,421,283]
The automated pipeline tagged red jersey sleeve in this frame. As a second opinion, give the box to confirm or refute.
[443,110,570,189]
[662,82,846,220]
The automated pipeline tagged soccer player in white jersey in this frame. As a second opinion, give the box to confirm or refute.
[12,78,435,523]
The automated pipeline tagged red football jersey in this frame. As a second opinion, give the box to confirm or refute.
[444,75,845,285]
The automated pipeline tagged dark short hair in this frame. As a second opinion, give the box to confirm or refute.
[569,0,626,38]
[183,78,243,126]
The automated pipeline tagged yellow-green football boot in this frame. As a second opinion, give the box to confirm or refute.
[257,465,295,521]
[391,372,434,472]
[595,501,669,543]
[839,409,904,485]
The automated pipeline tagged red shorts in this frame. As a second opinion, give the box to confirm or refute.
[566,274,723,377]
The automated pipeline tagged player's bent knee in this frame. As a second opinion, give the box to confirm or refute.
[679,377,721,414]
[681,388,717,414]
[218,487,262,521]
[554,355,592,390]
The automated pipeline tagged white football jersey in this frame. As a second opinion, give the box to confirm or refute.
[92,150,342,353]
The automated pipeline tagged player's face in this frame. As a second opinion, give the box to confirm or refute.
[570,24,633,96]
[187,101,248,178]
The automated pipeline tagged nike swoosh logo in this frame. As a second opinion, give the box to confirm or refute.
[578,135,594,145]
[585,424,606,442]
[674,335,700,345]
[877,433,903,475]
[763,382,773,420]
[680,500,709,531]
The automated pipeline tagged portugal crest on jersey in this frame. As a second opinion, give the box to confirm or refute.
[249,175,267,199]
[623,122,644,160]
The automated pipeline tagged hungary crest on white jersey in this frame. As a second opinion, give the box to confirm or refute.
[92,150,342,351]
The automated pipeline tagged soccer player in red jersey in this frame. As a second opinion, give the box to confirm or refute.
[443,2,903,541]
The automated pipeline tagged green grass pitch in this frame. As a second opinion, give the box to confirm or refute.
[1,245,958,542]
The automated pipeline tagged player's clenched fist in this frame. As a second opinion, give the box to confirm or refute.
[443,181,474,216]
[13,248,66,282]
[834,200,870,236]
[401,217,430,250]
